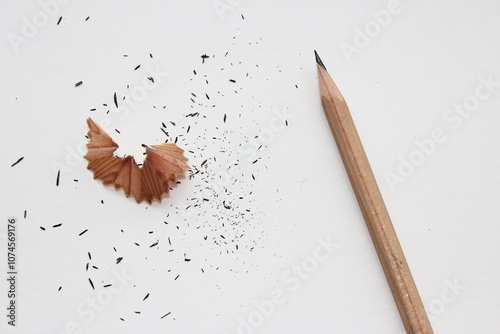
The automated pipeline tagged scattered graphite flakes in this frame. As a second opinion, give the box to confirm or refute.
[116,257,123,264]
[11,157,24,167]
[75,81,83,87]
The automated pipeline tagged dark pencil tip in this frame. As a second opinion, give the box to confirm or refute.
[314,50,326,70]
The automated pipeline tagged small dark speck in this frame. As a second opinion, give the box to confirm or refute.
[79,229,88,236]
[184,258,191,262]
[88,252,92,260]
[114,92,118,108]
[52,223,62,228]
[174,275,179,280]
[223,114,227,123]
[11,157,24,167]
[24,210,27,218]
[75,81,83,87]
[56,170,61,186]
[201,54,209,64]
[150,53,153,58]
[134,65,141,71]
[85,16,90,21]
[161,312,171,319]
[58,286,62,291]
[115,129,120,134]
[57,16,62,25]
[40,226,46,231]
[89,278,95,290]
[143,293,149,301]
[241,14,245,19]
[116,257,123,264]
[229,79,236,83]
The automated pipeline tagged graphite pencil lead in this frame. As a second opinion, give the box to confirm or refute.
[314,50,326,70]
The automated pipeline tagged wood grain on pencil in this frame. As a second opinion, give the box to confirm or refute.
[315,51,433,334]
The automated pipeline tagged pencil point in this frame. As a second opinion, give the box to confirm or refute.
[314,50,326,70]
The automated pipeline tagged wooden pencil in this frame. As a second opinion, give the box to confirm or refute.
[314,51,433,334]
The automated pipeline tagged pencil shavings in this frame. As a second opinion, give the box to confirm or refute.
[84,118,189,204]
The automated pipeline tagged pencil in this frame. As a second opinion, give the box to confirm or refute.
[314,51,433,334]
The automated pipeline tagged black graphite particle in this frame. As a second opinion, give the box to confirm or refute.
[11,157,24,167]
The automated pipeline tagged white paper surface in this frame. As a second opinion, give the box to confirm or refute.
[1,1,499,333]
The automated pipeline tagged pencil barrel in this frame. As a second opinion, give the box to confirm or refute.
[318,66,433,334]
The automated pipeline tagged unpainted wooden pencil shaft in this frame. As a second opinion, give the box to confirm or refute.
[316,55,433,334]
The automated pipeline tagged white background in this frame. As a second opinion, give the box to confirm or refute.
[1,1,499,333]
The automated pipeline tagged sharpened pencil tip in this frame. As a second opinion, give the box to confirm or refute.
[314,50,326,70]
